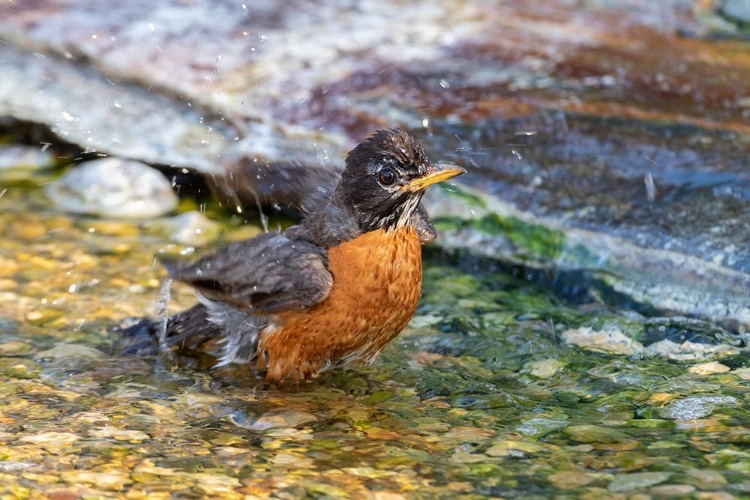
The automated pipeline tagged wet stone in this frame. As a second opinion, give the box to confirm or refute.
[563,425,632,444]
[142,210,221,246]
[44,158,178,218]
[235,409,319,431]
[88,427,151,443]
[19,431,80,449]
[60,470,132,491]
[643,340,739,362]
[515,418,569,439]
[659,395,738,420]
[561,327,644,356]
[522,359,564,379]
[485,440,546,457]
[607,471,673,492]
[649,484,697,497]
[193,473,242,496]
[33,342,106,361]
[686,469,728,490]
[689,362,731,375]
[0,340,32,356]
[547,471,600,490]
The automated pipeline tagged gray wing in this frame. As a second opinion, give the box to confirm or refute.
[161,231,333,314]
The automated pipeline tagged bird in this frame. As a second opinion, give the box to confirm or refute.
[145,129,465,382]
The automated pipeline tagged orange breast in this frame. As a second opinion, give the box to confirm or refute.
[257,226,422,381]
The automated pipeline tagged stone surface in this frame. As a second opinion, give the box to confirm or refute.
[659,395,737,420]
[689,362,731,375]
[142,211,221,246]
[44,158,178,218]
[607,472,673,492]
[561,327,644,356]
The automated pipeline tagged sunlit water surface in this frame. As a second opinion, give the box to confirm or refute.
[1,185,749,499]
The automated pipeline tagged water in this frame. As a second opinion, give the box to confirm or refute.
[1,183,749,498]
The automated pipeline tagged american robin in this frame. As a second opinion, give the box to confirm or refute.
[152,129,465,382]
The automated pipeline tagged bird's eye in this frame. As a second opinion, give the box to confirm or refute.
[378,167,396,186]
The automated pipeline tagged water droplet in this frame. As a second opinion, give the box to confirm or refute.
[645,172,657,203]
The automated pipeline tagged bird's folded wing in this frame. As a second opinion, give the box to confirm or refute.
[160,232,333,314]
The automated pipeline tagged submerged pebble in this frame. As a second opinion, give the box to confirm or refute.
[233,409,318,431]
[561,326,643,355]
[515,418,568,439]
[659,395,737,420]
[563,425,631,444]
[688,361,731,375]
[646,340,740,361]
[60,470,132,491]
[607,471,672,492]
[142,210,221,246]
[33,342,106,361]
[547,471,600,490]
[522,359,564,379]
[45,157,178,218]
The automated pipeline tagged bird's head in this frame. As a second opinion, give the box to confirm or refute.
[336,129,465,233]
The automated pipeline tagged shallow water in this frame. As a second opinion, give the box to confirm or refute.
[1,183,750,499]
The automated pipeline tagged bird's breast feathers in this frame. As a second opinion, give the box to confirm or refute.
[257,226,423,381]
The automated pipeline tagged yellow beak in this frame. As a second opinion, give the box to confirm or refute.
[404,164,466,192]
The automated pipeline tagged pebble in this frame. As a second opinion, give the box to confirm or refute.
[561,326,643,355]
[515,418,568,439]
[563,424,631,444]
[44,157,178,218]
[522,359,564,379]
[694,493,740,500]
[193,473,242,496]
[237,410,318,431]
[89,427,151,443]
[142,210,221,246]
[485,440,546,457]
[33,342,106,360]
[20,431,80,449]
[547,471,599,490]
[607,471,672,492]
[60,470,132,491]
[689,361,731,375]
[646,339,738,361]
[659,395,738,420]
[686,468,728,489]
[0,341,31,355]
[649,484,697,496]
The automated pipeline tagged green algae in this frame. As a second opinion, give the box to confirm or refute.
[434,212,565,263]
